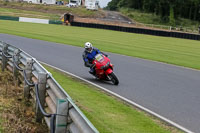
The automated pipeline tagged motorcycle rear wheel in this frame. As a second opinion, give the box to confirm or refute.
[109,72,119,85]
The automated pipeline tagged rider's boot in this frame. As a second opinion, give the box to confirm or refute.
[89,69,95,75]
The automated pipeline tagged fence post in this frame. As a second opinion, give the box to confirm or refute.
[24,58,33,99]
[169,26,172,31]
[36,72,47,122]
[13,49,20,86]
[198,25,200,34]
[55,99,68,133]
[1,43,8,72]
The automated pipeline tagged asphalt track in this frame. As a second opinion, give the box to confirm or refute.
[1,33,200,133]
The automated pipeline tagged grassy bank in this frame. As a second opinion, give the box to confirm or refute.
[119,8,200,29]
[0,7,60,20]
[0,20,199,70]
[45,65,180,133]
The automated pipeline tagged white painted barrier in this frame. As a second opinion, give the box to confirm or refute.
[19,17,49,24]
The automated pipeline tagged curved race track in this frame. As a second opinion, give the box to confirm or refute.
[0,34,200,133]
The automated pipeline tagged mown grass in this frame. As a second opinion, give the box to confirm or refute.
[44,65,178,133]
[0,20,200,70]
[0,7,60,20]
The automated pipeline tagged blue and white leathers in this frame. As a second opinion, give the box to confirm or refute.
[84,48,100,63]
[82,48,101,73]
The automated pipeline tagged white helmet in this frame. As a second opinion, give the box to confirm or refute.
[84,42,93,53]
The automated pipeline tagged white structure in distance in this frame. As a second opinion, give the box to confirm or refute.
[68,0,82,6]
[85,0,99,10]
[23,0,56,4]
[68,0,99,10]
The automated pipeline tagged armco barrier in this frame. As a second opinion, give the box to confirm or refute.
[0,16,19,21]
[0,41,99,133]
[71,22,200,40]
[0,16,62,25]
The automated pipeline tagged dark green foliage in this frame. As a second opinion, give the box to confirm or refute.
[107,0,200,22]
[169,5,175,26]
[107,0,121,10]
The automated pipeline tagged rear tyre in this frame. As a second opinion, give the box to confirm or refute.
[109,72,119,85]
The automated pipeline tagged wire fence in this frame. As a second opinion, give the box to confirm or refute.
[134,22,199,34]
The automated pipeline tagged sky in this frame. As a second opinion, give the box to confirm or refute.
[99,0,112,8]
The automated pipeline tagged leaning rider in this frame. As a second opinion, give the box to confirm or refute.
[82,42,108,75]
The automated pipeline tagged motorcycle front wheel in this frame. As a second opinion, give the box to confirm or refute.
[109,72,119,85]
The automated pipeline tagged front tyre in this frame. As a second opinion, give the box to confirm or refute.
[109,72,119,85]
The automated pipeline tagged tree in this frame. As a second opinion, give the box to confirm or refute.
[106,0,200,22]
[169,5,175,26]
[107,0,121,10]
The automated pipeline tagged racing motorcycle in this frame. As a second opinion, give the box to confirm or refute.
[91,54,119,85]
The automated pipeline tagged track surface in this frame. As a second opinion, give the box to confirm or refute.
[1,34,200,133]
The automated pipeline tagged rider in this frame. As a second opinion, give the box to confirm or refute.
[82,42,108,75]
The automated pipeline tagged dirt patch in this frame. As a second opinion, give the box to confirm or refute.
[100,10,133,22]
[0,70,48,133]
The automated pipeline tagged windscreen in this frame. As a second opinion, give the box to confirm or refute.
[95,54,104,62]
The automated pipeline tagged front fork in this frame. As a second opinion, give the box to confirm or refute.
[105,68,113,79]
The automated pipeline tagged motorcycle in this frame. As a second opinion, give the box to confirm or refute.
[91,54,119,85]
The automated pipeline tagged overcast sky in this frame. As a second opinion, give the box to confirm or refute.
[99,0,112,8]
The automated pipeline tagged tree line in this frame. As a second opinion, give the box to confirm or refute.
[107,0,200,24]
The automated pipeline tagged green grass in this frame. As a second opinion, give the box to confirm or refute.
[120,8,200,29]
[0,7,60,20]
[0,20,200,70]
[45,65,176,133]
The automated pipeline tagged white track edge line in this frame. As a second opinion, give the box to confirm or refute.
[41,61,193,133]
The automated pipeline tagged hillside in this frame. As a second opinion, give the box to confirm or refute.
[106,0,200,30]
[0,1,105,19]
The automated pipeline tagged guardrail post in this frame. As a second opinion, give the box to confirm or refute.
[13,49,20,86]
[55,99,68,133]
[24,58,33,99]
[36,72,47,122]
[1,43,8,72]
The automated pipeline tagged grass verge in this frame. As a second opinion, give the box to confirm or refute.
[45,65,182,133]
[0,20,200,70]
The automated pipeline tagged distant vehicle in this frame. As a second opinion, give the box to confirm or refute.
[56,1,64,5]
[66,2,77,7]
[42,0,56,4]
[66,0,81,7]
[85,0,99,10]
[23,0,56,4]
[23,0,38,4]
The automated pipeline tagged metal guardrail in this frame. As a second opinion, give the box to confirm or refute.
[0,41,99,133]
